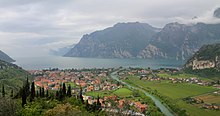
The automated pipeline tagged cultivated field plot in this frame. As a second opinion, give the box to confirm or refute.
[194,92,220,104]
[124,76,220,116]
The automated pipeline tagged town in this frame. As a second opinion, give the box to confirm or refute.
[28,67,220,115]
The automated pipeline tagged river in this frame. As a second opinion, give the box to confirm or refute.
[110,70,173,116]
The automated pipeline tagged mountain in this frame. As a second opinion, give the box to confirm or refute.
[138,22,220,60]
[214,7,220,18]
[50,44,76,56]
[185,43,220,70]
[64,22,160,58]
[65,21,220,60]
[0,50,15,62]
[0,60,29,96]
[184,43,220,78]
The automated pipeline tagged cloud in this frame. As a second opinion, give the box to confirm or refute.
[0,0,220,57]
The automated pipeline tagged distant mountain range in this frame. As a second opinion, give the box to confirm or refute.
[64,22,160,58]
[50,44,76,56]
[65,8,220,60]
[0,50,15,62]
[214,7,220,18]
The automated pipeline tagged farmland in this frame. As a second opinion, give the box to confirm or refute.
[194,92,220,104]
[123,75,220,116]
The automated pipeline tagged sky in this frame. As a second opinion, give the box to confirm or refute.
[0,0,220,57]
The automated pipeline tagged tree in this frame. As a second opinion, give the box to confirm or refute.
[79,86,84,103]
[10,90,13,98]
[0,97,17,116]
[39,87,42,97]
[58,88,63,101]
[36,91,39,98]
[25,77,30,96]
[96,95,101,110]
[46,89,49,98]
[22,87,27,107]
[62,83,66,96]
[42,87,45,97]
[55,91,59,100]
[67,85,71,97]
[30,82,35,102]
[2,85,5,97]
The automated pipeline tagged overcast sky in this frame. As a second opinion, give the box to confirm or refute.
[0,0,220,57]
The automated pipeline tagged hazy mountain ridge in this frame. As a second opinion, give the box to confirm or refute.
[50,44,76,56]
[65,22,160,58]
[138,22,220,60]
[214,7,220,18]
[65,22,220,60]
[0,50,15,62]
[65,8,220,60]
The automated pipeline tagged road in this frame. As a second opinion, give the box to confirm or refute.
[110,70,173,116]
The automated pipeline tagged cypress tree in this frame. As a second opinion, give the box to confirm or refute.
[62,83,66,96]
[42,87,45,97]
[36,91,39,98]
[79,86,84,103]
[30,82,35,102]
[22,87,27,107]
[85,99,90,111]
[59,87,63,101]
[96,95,101,109]
[39,87,42,97]
[67,84,71,97]
[55,91,59,100]
[2,85,5,97]
[10,89,13,98]
[25,77,30,96]
[46,89,49,98]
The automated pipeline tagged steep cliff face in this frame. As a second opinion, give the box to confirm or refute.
[138,22,220,60]
[137,44,167,59]
[185,44,220,70]
[64,22,159,58]
[65,21,220,60]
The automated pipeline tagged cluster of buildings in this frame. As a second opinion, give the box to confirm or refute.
[29,68,120,93]
[29,68,149,114]
[82,95,148,114]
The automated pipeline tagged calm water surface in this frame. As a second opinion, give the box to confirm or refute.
[14,56,186,70]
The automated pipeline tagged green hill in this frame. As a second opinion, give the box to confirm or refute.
[0,50,15,62]
[184,43,220,79]
[0,60,30,96]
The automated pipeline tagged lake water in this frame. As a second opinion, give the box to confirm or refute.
[14,56,186,70]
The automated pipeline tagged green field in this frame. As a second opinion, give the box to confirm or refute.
[124,76,220,116]
[85,88,132,98]
[66,82,78,88]
[112,88,132,97]
[157,72,212,81]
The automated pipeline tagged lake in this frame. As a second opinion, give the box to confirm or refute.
[14,56,186,70]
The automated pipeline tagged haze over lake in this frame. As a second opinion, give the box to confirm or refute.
[14,56,185,70]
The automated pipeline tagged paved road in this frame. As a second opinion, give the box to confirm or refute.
[110,70,173,116]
